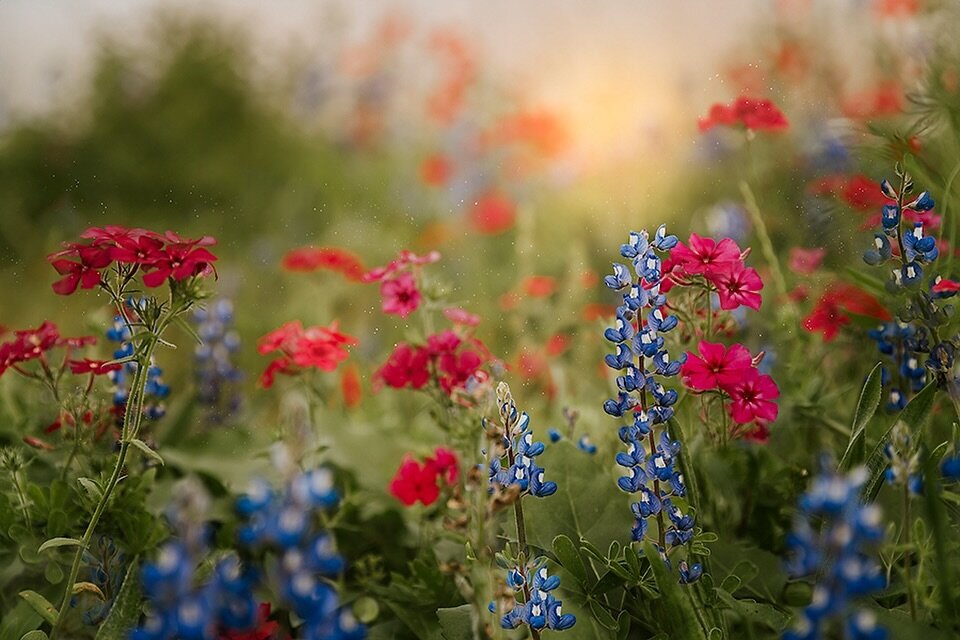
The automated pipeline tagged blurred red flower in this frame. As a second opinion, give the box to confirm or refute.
[281,247,366,281]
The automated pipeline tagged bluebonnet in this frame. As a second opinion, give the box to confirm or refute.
[488,383,557,498]
[784,462,887,640]
[602,226,697,579]
[106,315,170,424]
[236,467,365,640]
[192,299,242,425]
[132,479,260,640]
[867,322,926,412]
[497,560,576,632]
[883,422,922,495]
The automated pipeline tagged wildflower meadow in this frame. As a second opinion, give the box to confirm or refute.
[4,2,960,639]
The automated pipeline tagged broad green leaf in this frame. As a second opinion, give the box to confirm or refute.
[128,438,164,466]
[588,600,619,630]
[524,441,631,552]
[20,632,48,640]
[0,600,43,639]
[839,362,884,470]
[642,542,707,640]
[38,537,83,554]
[96,558,143,640]
[437,604,473,640]
[78,477,103,501]
[18,590,58,625]
[863,382,938,502]
[552,534,587,585]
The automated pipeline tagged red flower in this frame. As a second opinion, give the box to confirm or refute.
[281,247,366,281]
[362,250,440,283]
[802,283,891,342]
[49,245,113,295]
[712,262,763,311]
[389,455,441,506]
[380,272,422,318]
[68,359,122,376]
[420,154,453,186]
[141,243,218,288]
[726,371,780,424]
[426,447,460,485]
[257,321,356,387]
[469,191,516,235]
[698,96,789,132]
[340,364,362,408]
[671,234,742,278]
[377,344,431,389]
[219,603,281,640]
[681,341,753,391]
[933,278,960,294]
[788,247,826,275]
[801,295,849,342]
[521,275,556,298]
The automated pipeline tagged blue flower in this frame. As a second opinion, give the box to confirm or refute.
[784,461,887,640]
[192,299,242,425]
[499,561,575,632]
[489,383,559,500]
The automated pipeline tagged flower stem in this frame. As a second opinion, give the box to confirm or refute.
[903,482,917,621]
[738,180,790,304]
[50,334,158,638]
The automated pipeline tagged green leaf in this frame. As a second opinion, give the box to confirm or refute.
[353,597,380,624]
[0,600,43,639]
[863,381,938,502]
[18,590,58,625]
[552,535,587,585]
[588,600,619,630]
[45,509,69,538]
[128,438,164,466]
[524,441,631,552]
[95,558,142,640]
[78,477,103,501]
[20,632,49,640]
[839,362,884,470]
[642,542,707,640]
[38,537,83,554]
[437,604,473,640]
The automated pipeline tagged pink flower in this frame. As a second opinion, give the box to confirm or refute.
[727,371,780,424]
[681,341,753,391]
[426,447,460,485]
[377,344,431,389]
[698,96,789,132]
[788,247,826,275]
[671,234,742,278]
[443,307,480,327]
[713,262,763,311]
[380,272,422,318]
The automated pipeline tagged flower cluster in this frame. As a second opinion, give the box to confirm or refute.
[667,233,763,312]
[257,320,357,388]
[867,321,926,411]
[193,300,242,424]
[106,315,171,422]
[48,226,217,295]
[802,283,891,343]
[376,329,491,400]
[496,560,576,632]
[883,422,922,494]
[602,227,700,567]
[488,382,557,499]
[389,447,460,506]
[236,468,366,640]
[132,481,260,640]
[681,341,779,440]
[697,96,789,133]
[0,321,100,379]
[784,463,887,640]
[362,250,440,318]
[281,246,366,281]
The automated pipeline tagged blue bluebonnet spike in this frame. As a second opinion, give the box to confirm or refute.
[604,263,632,290]
[784,461,887,640]
[908,191,935,211]
[620,230,650,259]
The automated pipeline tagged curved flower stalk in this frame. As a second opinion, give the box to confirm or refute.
[784,462,887,640]
[602,226,700,580]
[487,382,575,637]
[46,225,218,638]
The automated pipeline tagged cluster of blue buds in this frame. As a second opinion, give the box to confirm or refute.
[488,382,557,498]
[132,480,259,640]
[602,226,696,573]
[867,322,927,412]
[192,299,242,425]
[236,467,365,640]
[497,559,576,632]
[106,315,170,422]
[862,170,936,290]
[784,461,887,640]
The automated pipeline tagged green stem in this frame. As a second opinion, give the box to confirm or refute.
[903,483,917,621]
[12,468,32,529]
[50,335,158,638]
[738,180,790,304]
